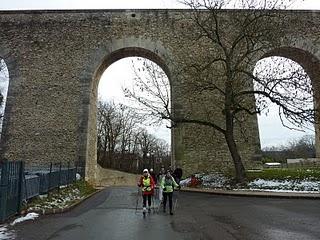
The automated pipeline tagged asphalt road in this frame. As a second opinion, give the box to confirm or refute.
[12,187,320,240]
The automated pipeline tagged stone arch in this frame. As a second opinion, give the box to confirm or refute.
[0,46,18,153]
[79,38,173,183]
[256,46,320,156]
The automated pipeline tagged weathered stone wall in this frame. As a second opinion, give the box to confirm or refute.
[0,9,319,182]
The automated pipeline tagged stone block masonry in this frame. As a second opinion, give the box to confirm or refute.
[0,9,319,182]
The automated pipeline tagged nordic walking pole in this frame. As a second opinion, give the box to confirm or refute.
[173,188,180,212]
[158,187,162,213]
[135,187,140,214]
[151,194,155,213]
[152,186,158,213]
[136,175,142,214]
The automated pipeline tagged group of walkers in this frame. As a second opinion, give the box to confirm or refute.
[137,166,183,216]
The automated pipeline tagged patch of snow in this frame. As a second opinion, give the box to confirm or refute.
[0,225,15,240]
[201,173,229,188]
[39,194,48,199]
[76,173,81,181]
[28,187,84,212]
[237,189,319,193]
[10,213,39,226]
[180,178,191,187]
[183,172,320,192]
[247,179,320,192]
[181,173,230,188]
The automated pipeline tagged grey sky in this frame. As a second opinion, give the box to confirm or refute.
[0,0,319,148]
[1,0,320,10]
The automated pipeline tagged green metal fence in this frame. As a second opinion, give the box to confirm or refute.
[0,160,80,222]
[0,160,24,222]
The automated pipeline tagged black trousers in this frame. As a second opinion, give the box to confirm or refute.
[143,194,152,207]
[163,192,173,212]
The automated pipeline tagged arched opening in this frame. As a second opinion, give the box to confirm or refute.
[254,47,320,167]
[97,57,171,175]
[0,58,9,139]
[85,47,172,183]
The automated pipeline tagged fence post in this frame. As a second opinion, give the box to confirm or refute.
[17,161,25,213]
[0,160,9,222]
[48,163,52,195]
[67,162,70,185]
[58,162,62,192]
[75,161,78,182]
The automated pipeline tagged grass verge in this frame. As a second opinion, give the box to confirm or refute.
[24,180,96,213]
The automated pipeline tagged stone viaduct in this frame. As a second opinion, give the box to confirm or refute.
[0,9,319,183]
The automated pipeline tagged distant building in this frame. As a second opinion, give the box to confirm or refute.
[264,162,281,168]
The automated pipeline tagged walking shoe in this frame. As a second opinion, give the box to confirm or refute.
[148,207,151,213]
[170,212,173,215]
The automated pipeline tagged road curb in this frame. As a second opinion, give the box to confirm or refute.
[26,188,105,216]
[180,187,320,199]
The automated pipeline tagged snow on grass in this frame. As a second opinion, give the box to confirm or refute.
[0,225,15,239]
[182,172,320,192]
[201,173,229,188]
[180,173,230,188]
[237,189,319,193]
[10,213,39,226]
[28,189,82,211]
[247,179,320,192]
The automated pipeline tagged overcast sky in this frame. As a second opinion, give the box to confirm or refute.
[1,0,320,10]
[0,0,319,148]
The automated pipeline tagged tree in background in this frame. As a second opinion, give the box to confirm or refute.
[123,58,171,127]
[262,134,316,162]
[97,101,122,167]
[124,0,316,183]
[138,129,156,165]
[97,99,171,172]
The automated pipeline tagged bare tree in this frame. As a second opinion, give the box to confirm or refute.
[287,134,316,158]
[97,100,123,167]
[262,134,315,162]
[123,58,171,127]
[138,129,156,164]
[152,138,171,167]
[125,0,315,183]
[97,98,170,171]
[117,104,141,155]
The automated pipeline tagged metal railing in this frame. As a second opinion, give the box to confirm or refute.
[0,160,81,222]
[0,160,24,222]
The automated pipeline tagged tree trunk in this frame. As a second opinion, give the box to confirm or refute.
[225,130,246,183]
[225,108,246,183]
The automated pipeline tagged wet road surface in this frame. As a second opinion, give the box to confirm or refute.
[13,187,320,240]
